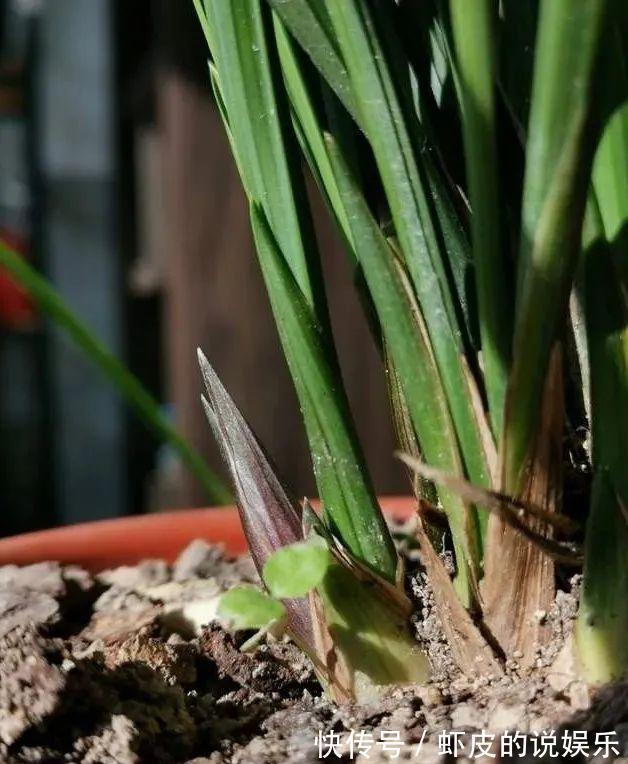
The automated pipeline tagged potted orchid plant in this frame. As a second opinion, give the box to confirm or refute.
[193,0,628,703]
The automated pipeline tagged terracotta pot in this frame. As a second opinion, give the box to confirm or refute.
[0,497,416,571]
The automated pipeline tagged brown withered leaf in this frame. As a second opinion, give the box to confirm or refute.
[397,456,579,540]
[482,345,564,666]
[415,509,502,678]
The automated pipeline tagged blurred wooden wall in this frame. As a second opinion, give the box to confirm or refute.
[155,4,406,507]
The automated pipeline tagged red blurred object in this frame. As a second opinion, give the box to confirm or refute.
[0,230,36,329]
[0,497,416,571]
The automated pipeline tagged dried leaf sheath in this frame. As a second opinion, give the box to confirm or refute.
[414,510,502,678]
[482,348,564,664]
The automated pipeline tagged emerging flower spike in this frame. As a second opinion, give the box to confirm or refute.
[198,349,314,652]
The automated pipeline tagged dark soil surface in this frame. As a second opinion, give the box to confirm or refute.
[0,538,626,763]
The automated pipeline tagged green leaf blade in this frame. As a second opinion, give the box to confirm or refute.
[196,0,397,582]
[503,0,608,494]
[250,204,398,583]
[272,16,354,254]
[450,0,512,437]
[202,0,325,325]
[577,97,628,682]
[266,0,359,125]
[324,1,492,498]
[324,136,481,603]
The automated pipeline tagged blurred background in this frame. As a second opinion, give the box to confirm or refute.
[0,0,405,535]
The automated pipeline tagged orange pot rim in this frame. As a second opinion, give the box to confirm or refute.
[0,496,416,571]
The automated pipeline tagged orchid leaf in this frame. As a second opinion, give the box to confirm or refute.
[201,0,327,329]
[323,1,491,498]
[194,0,628,689]
[272,18,354,254]
[576,32,628,680]
[324,133,481,603]
[450,0,512,436]
[195,0,397,583]
[577,225,628,680]
[502,0,607,496]
[283,2,481,351]
[485,0,608,660]
[250,206,398,583]
[577,470,628,683]
[266,0,358,125]
[273,19,490,571]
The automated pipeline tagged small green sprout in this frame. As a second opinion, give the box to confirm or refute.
[217,586,286,631]
[262,535,332,598]
[214,521,429,700]
[218,535,332,636]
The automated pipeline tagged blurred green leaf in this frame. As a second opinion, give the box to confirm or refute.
[0,241,232,504]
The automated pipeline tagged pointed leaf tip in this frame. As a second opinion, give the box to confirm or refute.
[197,350,303,561]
